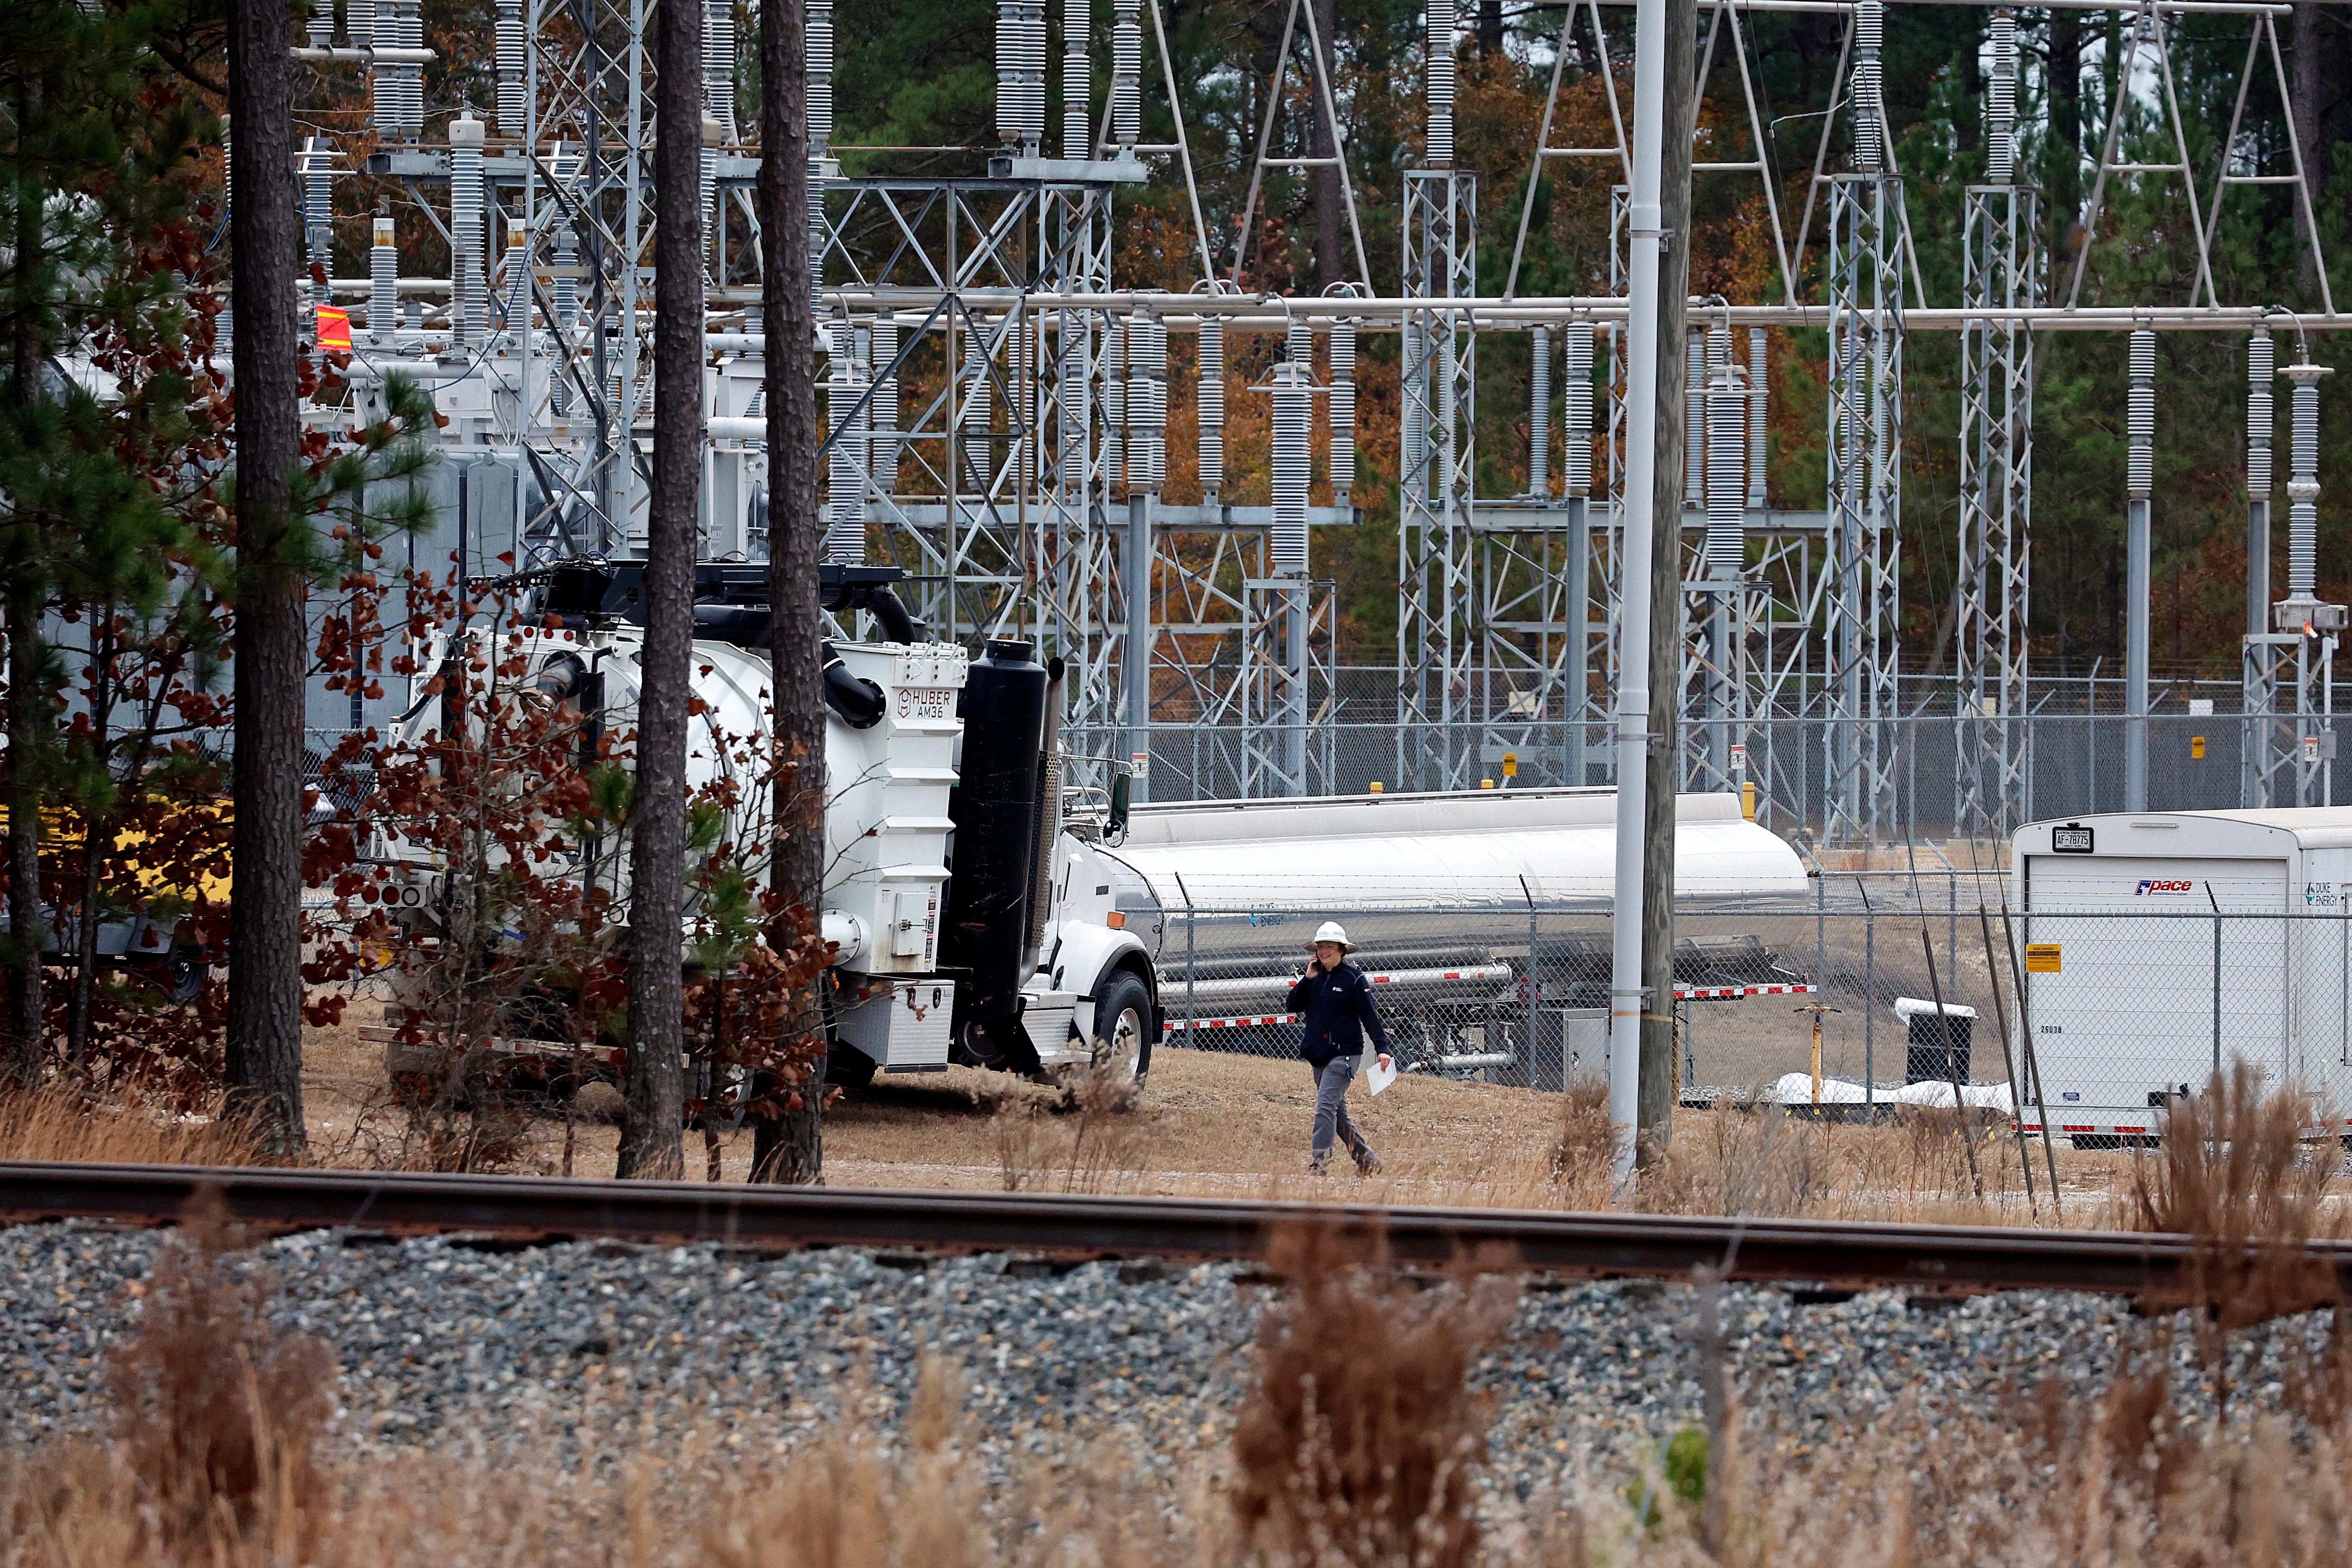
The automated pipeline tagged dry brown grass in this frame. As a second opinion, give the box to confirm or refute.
[0,1016,2233,1232]
[2128,1064,2344,1319]
[0,1087,255,1166]
[1231,1223,1520,1568]
[991,1064,1157,1194]
[103,1191,336,1549]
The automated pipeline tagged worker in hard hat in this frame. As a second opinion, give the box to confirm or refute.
[1287,920,1393,1176]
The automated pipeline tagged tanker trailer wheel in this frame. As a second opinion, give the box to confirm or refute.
[1088,971,1154,1094]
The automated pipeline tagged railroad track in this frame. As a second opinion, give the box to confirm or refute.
[1,1160,2342,1301]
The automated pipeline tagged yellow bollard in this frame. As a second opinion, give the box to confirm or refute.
[1795,999,1840,1109]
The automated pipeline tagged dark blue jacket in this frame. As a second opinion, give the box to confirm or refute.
[1286,961,1392,1068]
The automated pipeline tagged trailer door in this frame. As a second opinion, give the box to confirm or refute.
[2021,855,2287,1117]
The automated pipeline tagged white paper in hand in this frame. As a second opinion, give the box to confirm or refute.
[1364,1055,1398,1096]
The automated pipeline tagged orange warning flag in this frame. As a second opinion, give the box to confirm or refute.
[315,305,353,351]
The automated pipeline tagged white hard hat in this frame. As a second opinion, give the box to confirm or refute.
[1308,921,1355,952]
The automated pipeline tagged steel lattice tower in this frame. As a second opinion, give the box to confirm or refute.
[1955,9,2037,841]
[1819,0,1904,847]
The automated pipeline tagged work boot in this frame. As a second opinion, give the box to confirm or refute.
[1353,1149,1382,1177]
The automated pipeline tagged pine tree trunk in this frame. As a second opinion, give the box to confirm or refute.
[224,0,308,1156]
[2047,12,2082,243]
[4,603,42,1086]
[6,72,47,1086]
[1638,0,1699,1166]
[756,0,825,1184]
[1311,0,1342,290]
[66,608,113,1072]
[615,0,699,1181]
[2291,1,2323,291]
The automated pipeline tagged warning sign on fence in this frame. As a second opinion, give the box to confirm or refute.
[2025,943,2062,973]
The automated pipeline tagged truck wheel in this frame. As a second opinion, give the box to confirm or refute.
[1090,971,1155,1093]
[826,1045,880,1090]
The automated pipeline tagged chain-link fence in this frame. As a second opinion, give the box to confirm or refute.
[1142,890,2352,1146]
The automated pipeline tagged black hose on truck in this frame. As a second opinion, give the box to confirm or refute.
[820,641,887,729]
[939,639,1048,1068]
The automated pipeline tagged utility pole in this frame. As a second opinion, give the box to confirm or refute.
[2124,328,2152,811]
[1609,0,1695,1189]
[616,0,701,1180]
[1637,0,1697,1165]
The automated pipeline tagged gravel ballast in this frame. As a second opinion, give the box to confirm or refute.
[0,1219,2310,1493]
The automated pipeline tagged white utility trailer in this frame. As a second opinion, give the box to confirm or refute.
[2010,809,2352,1146]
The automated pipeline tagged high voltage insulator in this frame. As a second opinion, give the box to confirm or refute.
[2249,330,2275,496]
[871,318,901,507]
[496,0,526,135]
[826,325,870,564]
[1196,313,1225,503]
[1129,311,1167,491]
[1285,316,1312,369]
[1685,332,1706,504]
[372,0,423,140]
[808,1,835,154]
[1528,325,1551,497]
[1329,314,1357,504]
[997,0,1046,157]
[2127,329,2155,500]
[1987,8,2016,185]
[301,136,336,271]
[1112,0,1141,152]
[218,117,233,343]
[1563,320,1593,499]
[2285,356,2331,601]
[1100,317,1126,492]
[1747,328,1769,510]
[809,0,835,313]
[347,0,373,47]
[1425,0,1455,168]
[1853,0,1884,174]
[705,0,737,140]
[308,0,331,48]
[961,315,994,486]
[701,142,719,271]
[1270,361,1312,575]
[450,114,485,347]
[370,201,397,346]
[549,142,582,336]
[1062,0,1088,156]
[1705,361,1748,575]
[1401,317,1425,483]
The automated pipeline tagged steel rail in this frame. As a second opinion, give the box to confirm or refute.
[4,1162,2346,1300]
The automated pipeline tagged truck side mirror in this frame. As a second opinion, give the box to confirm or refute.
[1107,771,1132,841]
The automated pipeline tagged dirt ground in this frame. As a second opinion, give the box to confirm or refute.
[299,998,2145,1219]
[303,999,1569,1195]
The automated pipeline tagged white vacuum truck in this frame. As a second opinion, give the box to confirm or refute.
[375,562,1162,1091]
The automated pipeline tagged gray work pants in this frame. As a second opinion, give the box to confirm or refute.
[1310,1055,1377,1172]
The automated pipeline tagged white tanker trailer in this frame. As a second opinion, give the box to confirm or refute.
[1092,789,1810,1082]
